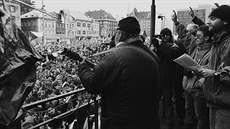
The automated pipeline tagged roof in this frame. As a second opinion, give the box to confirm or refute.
[20,9,56,19]
[69,11,92,21]
[85,10,116,20]
[60,10,92,21]
[129,8,151,20]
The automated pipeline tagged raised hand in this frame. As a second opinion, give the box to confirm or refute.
[189,7,195,18]
[172,10,177,22]
[214,3,220,7]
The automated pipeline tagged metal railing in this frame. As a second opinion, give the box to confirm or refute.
[22,88,100,129]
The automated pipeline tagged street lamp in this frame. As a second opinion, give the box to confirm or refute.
[42,0,45,45]
[158,15,165,30]
[150,0,156,45]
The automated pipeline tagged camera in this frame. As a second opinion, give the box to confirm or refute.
[153,34,163,39]
[151,35,163,48]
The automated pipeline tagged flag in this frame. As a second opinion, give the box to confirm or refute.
[0,20,42,127]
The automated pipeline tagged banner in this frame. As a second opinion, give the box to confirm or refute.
[0,21,42,127]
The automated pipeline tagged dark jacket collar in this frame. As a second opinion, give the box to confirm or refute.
[212,29,230,45]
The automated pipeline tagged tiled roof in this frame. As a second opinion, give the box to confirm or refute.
[85,10,116,20]
[70,11,92,21]
[129,8,151,20]
[61,9,92,21]
[20,9,56,19]
[61,10,92,21]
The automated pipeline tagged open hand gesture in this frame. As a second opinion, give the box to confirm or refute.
[172,10,177,22]
[189,7,195,18]
[214,3,220,7]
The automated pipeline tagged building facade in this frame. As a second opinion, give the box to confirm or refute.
[175,4,216,32]
[59,10,99,39]
[21,9,58,42]
[55,12,65,38]
[90,19,100,37]
[0,1,21,26]
[85,10,117,37]
[128,8,151,37]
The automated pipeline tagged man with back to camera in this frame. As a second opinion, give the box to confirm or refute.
[78,17,160,129]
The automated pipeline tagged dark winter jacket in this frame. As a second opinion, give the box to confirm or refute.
[204,29,230,108]
[78,38,160,129]
[156,42,185,89]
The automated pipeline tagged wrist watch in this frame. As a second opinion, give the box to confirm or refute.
[214,71,220,77]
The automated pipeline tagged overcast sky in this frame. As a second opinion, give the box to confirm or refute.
[35,0,230,18]
[34,0,230,33]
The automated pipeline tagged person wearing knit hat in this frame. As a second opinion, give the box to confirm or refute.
[209,5,230,23]
[117,16,141,35]
[200,4,230,129]
[115,17,142,46]
[207,5,230,32]
[78,16,160,129]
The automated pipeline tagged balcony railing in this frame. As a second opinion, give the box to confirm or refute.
[22,88,100,129]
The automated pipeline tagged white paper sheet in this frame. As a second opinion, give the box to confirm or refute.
[174,53,202,72]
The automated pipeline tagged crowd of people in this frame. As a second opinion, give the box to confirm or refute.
[21,38,111,129]
[151,4,230,129]
[2,3,230,129]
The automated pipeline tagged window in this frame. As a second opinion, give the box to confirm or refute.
[77,30,81,34]
[77,22,81,27]
[10,6,16,13]
[87,24,90,27]
[83,23,86,27]
[83,31,86,34]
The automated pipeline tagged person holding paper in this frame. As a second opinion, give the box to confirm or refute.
[182,25,212,129]
[200,5,230,129]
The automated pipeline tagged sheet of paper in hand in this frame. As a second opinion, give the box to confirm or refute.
[173,53,202,72]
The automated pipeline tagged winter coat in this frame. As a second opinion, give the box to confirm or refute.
[204,30,230,108]
[156,42,184,89]
[78,38,160,129]
[183,43,212,98]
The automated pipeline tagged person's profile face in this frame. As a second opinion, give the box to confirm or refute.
[207,16,226,32]
[196,31,205,45]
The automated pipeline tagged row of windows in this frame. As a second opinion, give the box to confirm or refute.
[57,31,65,34]
[22,22,36,27]
[75,22,91,27]
[41,23,55,28]
[57,24,65,28]
[22,21,56,28]
[44,30,56,35]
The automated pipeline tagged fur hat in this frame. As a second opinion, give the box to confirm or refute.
[209,5,230,22]
[118,17,140,34]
